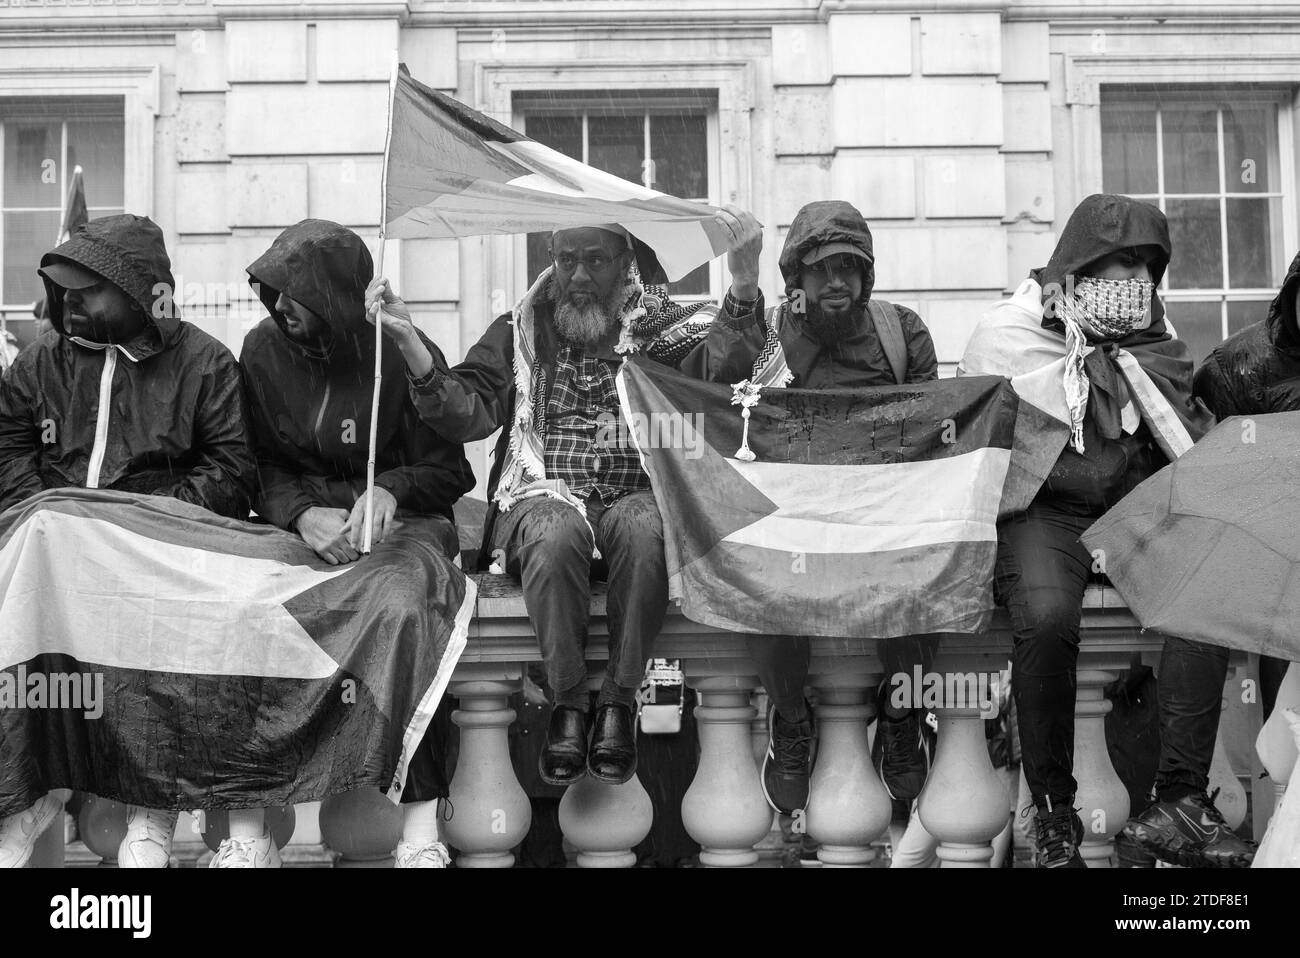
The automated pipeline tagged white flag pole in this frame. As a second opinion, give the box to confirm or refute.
[363,54,400,555]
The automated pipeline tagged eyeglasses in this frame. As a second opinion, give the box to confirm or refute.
[552,251,625,275]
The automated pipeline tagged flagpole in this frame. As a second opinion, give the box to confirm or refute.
[364,54,399,555]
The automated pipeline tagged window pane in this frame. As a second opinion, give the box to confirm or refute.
[1227,298,1270,338]
[525,230,551,288]
[524,114,582,160]
[1222,103,1275,194]
[649,112,707,198]
[587,114,644,185]
[3,209,61,304]
[667,262,709,297]
[2,120,62,209]
[1162,106,1219,194]
[67,117,125,207]
[1101,103,1158,194]
[1166,300,1224,365]
[1226,197,1281,289]
[1165,199,1222,289]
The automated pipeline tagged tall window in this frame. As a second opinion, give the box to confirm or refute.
[517,92,717,299]
[1101,88,1294,364]
[1,98,125,309]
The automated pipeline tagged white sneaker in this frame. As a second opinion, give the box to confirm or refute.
[0,794,64,868]
[394,840,451,869]
[118,807,177,868]
[209,828,281,868]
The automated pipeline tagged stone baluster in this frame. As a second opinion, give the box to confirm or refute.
[1073,669,1128,866]
[805,672,891,867]
[918,705,1006,867]
[557,673,654,868]
[202,806,297,856]
[749,688,785,867]
[78,795,128,867]
[441,677,531,868]
[558,775,652,868]
[318,789,400,867]
[1209,733,1249,830]
[682,674,773,867]
[1256,662,1300,823]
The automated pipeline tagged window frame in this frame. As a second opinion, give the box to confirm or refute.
[516,90,721,300]
[0,65,157,320]
[1099,86,1296,349]
[0,103,128,308]
[475,57,758,319]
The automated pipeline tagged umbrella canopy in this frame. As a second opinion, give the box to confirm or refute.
[1081,412,1300,661]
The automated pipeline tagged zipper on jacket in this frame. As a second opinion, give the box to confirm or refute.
[85,348,117,489]
[313,380,332,440]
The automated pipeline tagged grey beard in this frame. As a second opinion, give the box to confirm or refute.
[551,285,624,344]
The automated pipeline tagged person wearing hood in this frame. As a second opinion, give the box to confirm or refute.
[1122,252,1300,868]
[677,199,941,822]
[365,207,760,790]
[240,219,475,868]
[960,194,1223,867]
[0,214,256,869]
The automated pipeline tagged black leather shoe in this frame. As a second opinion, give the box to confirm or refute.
[588,703,637,785]
[539,706,589,786]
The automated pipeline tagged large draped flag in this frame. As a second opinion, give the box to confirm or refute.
[0,489,475,818]
[616,360,1048,638]
[382,64,730,281]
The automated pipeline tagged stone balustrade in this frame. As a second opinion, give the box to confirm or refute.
[35,575,1249,869]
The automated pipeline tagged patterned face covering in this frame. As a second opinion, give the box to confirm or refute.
[1055,276,1153,454]
[1057,276,1154,340]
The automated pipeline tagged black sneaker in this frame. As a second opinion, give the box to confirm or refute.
[871,708,932,803]
[1030,800,1087,868]
[760,702,815,816]
[1122,790,1255,869]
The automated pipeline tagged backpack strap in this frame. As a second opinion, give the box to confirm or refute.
[868,299,908,386]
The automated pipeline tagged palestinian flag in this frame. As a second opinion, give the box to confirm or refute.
[616,360,1047,638]
[383,64,730,281]
[58,166,88,246]
[0,489,474,817]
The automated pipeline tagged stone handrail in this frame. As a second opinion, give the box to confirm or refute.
[37,576,1195,868]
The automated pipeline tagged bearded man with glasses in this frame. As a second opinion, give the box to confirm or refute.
[364,208,761,786]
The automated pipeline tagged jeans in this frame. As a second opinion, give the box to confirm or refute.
[994,504,1096,808]
[492,491,669,705]
[1152,637,1230,801]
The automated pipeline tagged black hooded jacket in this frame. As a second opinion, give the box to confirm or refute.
[0,214,255,518]
[1193,250,1300,417]
[241,219,474,531]
[679,200,938,386]
[1028,194,1213,512]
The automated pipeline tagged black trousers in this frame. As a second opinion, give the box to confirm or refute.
[995,503,1097,808]
[1153,641,1292,802]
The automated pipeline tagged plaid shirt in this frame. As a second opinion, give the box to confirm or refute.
[543,344,649,505]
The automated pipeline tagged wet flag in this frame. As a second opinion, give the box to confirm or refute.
[0,489,474,818]
[382,64,730,281]
[616,360,1049,638]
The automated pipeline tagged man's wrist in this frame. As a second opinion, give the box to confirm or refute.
[729,278,760,302]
